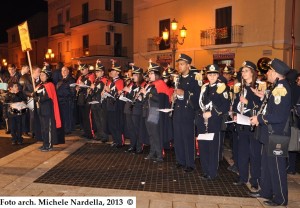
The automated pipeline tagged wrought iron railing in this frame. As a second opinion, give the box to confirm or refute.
[71,45,114,57]
[70,9,129,27]
[200,25,244,46]
[51,25,65,35]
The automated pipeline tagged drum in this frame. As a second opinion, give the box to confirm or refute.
[27,98,34,111]
[9,102,29,115]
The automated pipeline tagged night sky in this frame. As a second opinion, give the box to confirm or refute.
[0,0,47,43]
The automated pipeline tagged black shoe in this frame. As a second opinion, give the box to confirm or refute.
[263,200,280,206]
[251,184,259,191]
[287,170,296,175]
[40,147,53,152]
[111,143,117,147]
[175,163,184,169]
[17,141,23,145]
[115,144,123,148]
[144,155,155,160]
[135,149,143,154]
[247,191,261,198]
[184,167,194,173]
[233,180,246,186]
[153,158,163,163]
[227,165,239,174]
[12,141,17,145]
[200,174,214,180]
[126,147,136,153]
[22,132,30,137]
[6,130,11,134]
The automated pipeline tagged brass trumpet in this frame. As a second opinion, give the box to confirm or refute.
[257,57,271,74]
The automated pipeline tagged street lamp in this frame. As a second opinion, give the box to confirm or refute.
[45,48,55,62]
[162,18,187,68]
[2,59,7,67]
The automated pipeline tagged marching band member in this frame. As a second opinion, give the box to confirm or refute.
[34,66,62,151]
[173,54,200,172]
[231,61,262,190]
[104,60,124,148]
[76,63,95,140]
[127,65,145,154]
[88,60,109,142]
[197,64,230,179]
[142,61,169,162]
[249,58,291,206]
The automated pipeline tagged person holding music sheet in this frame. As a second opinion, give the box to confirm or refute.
[142,62,169,162]
[197,64,230,179]
[19,65,31,136]
[3,82,27,145]
[76,63,95,140]
[173,54,200,172]
[88,61,109,142]
[104,60,124,148]
[249,58,291,206]
[34,66,62,152]
[231,61,262,190]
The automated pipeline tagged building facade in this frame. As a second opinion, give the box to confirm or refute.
[133,0,300,71]
[47,0,133,69]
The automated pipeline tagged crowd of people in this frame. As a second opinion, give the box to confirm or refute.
[0,54,299,207]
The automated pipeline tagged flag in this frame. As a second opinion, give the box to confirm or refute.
[18,21,32,51]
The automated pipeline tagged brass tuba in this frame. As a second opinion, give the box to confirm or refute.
[257,57,271,74]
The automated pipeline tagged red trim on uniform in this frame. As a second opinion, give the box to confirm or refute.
[152,79,169,95]
[43,82,62,128]
[115,79,124,91]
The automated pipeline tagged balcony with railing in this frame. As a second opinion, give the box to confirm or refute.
[200,25,244,47]
[51,25,65,35]
[70,9,114,27]
[71,45,114,57]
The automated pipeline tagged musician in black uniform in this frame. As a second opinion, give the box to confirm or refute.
[34,66,62,151]
[88,61,108,142]
[56,66,75,135]
[197,64,230,179]
[104,61,124,148]
[250,58,291,206]
[231,61,262,190]
[3,82,27,145]
[173,54,200,172]
[127,66,145,153]
[142,62,169,162]
[76,63,95,140]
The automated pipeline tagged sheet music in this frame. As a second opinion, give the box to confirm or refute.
[157,108,174,113]
[118,95,132,102]
[88,101,100,104]
[103,92,115,99]
[197,133,215,141]
[236,113,251,126]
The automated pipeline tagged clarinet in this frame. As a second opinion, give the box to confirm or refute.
[239,78,245,115]
[169,75,180,117]
[250,78,279,131]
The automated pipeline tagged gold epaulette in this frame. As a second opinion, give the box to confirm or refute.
[272,84,287,97]
[233,83,241,94]
[216,83,226,94]
[258,82,267,91]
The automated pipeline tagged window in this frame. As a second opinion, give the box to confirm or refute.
[83,35,89,49]
[58,42,62,61]
[66,8,70,22]
[114,0,122,23]
[215,6,232,45]
[159,19,170,50]
[11,34,16,43]
[106,32,111,45]
[82,3,89,23]
[105,0,111,11]
[58,12,63,25]
[66,41,70,52]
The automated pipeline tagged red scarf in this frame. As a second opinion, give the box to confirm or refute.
[43,82,62,128]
